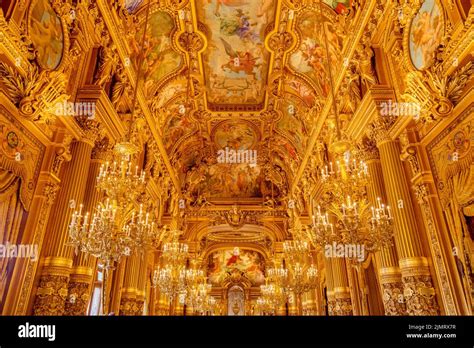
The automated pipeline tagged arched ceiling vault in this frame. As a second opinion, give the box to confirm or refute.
[124,0,356,243]
[129,0,352,194]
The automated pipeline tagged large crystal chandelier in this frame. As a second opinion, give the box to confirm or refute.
[69,198,133,270]
[187,282,212,314]
[96,143,146,203]
[69,142,159,270]
[281,239,318,314]
[310,194,394,254]
[152,232,189,305]
[282,239,310,265]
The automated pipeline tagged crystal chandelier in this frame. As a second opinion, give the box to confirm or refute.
[259,282,287,315]
[69,198,133,270]
[122,203,159,252]
[68,196,158,315]
[282,239,309,265]
[310,195,394,255]
[152,233,189,305]
[281,239,318,314]
[267,266,288,286]
[96,143,146,202]
[204,296,217,316]
[153,264,187,303]
[284,262,318,296]
[320,156,369,187]
[162,239,189,266]
[187,282,212,315]
[367,198,394,250]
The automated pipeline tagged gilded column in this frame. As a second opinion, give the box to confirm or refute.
[324,256,336,316]
[33,127,97,315]
[64,139,109,315]
[109,260,127,314]
[359,138,406,315]
[135,255,148,315]
[368,119,439,315]
[332,257,353,316]
[119,254,140,315]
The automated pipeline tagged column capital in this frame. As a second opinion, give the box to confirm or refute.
[77,117,102,146]
[357,138,380,162]
[366,117,395,145]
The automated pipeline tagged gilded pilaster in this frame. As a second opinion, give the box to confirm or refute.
[400,130,467,315]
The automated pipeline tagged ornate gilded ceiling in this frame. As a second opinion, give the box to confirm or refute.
[125,0,353,203]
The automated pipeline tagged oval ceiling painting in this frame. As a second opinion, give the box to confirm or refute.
[408,0,443,71]
[29,0,64,70]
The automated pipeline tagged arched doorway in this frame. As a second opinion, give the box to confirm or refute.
[227,285,245,316]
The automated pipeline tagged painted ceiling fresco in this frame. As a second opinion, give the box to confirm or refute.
[289,11,343,97]
[196,0,276,110]
[128,1,355,201]
[208,248,265,286]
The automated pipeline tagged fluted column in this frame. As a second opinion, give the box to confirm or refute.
[369,119,439,315]
[136,255,148,315]
[64,141,109,315]
[108,260,126,314]
[33,137,95,315]
[360,139,406,315]
[332,257,353,316]
[324,256,335,316]
[156,293,170,315]
[119,254,140,315]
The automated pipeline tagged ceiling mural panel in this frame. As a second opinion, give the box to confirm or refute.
[133,10,183,92]
[289,10,343,97]
[195,0,276,110]
[208,248,265,286]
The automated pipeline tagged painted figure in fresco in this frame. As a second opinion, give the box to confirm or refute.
[299,39,328,95]
[257,0,273,21]
[31,13,63,68]
[220,38,259,76]
[226,247,241,266]
[208,0,249,17]
[411,7,442,69]
[220,9,258,42]
[324,0,351,14]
